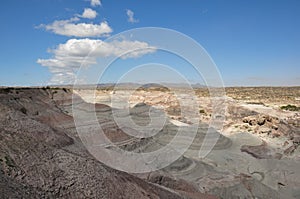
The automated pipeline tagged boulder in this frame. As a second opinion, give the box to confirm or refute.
[258,126,272,134]
[241,141,281,159]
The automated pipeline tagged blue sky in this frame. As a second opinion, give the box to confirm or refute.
[0,0,299,86]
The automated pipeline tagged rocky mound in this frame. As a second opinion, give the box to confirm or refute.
[0,88,201,198]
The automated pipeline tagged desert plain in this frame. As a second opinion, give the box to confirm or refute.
[0,86,299,198]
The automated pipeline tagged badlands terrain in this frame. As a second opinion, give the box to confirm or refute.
[0,86,299,198]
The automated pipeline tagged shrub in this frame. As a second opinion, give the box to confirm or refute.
[0,87,11,94]
[280,104,300,111]
[4,155,15,167]
[199,109,205,114]
[20,107,27,115]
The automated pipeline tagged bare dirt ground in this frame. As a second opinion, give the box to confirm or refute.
[0,86,299,198]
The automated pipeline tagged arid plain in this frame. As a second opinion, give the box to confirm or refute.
[0,86,299,198]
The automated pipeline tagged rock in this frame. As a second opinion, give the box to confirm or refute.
[147,172,218,199]
[271,125,278,130]
[210,177,280,199]
[274,153,283,159]
[271,130,281,138]
[283,141,290,147]
[243,116,257,126]
[284,145,296,155]
[258,126,272,134]
[257,116,266,126]
[293,135,300,144]
[241,141,281,159]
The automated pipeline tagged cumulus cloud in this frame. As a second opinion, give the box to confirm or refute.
[81,8,98,19]
[90,0,101,7]
[40,17,112,37]
[37,39,156,84]
[126,9,139,23]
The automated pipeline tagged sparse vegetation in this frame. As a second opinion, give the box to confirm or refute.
[0,87,11,94]
[246,101,265,105]
[281,104,300,111]
[20,107,27,115]
[4,155,15,167]
[137,85,170,92]
[199,109,205,114]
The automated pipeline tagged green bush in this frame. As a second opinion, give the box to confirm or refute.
[280,104,300,111]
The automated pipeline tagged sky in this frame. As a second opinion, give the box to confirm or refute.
[0,0,300,86]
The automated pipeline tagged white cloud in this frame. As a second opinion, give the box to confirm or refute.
[37,39,156,84]
[90,0,101,7]
[126,9,139,23]
[81,8,98,19]
[41,17,112,37]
